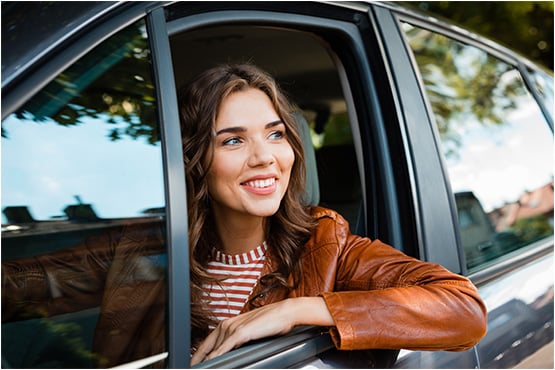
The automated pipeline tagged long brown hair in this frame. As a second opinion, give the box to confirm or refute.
[178,64,315,339]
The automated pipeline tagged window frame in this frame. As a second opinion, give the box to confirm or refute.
[147,6,190,368]
[521,61,555,130]
[370,5,463,274]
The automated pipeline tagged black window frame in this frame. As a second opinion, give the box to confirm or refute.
[370,4,463,274]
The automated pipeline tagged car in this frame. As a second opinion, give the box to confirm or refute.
[2,1,553,368]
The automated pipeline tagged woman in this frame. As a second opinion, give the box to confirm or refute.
[179,63,487,365]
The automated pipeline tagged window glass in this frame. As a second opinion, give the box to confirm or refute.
[402,23,554,272]
[527,66,554,118]
[2,20,167,368]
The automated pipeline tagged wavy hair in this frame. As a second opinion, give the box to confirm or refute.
[178,64,315,340]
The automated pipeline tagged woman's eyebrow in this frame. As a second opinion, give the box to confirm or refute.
[215,126,246,136]
[265,119,284,128]
[215,120,284,136]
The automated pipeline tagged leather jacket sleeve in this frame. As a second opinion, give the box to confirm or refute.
[312,208,487,352]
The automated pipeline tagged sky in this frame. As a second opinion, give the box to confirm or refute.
[446,97,553,213]
[2,114,165,223]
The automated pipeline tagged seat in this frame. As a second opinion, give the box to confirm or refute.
[315,144,362,232]
[295,113,362,233]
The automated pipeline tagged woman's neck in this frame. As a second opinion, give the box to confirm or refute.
[213,212,267,255]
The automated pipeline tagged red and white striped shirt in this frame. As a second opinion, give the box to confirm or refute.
[203,242,267,323]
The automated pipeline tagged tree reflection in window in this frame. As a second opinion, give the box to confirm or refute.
[5,21,158,145]
[2,20,164,223]
[403,23,553,271]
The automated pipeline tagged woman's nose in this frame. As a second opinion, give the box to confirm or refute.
[247,139,275,167]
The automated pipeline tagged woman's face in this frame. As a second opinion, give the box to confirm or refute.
[207,87,295,221]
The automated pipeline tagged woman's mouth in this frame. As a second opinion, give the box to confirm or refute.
[241,177,277,195]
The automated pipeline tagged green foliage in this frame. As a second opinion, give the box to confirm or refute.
[403,23,527,158]
[401,1,554,71]
[511,214,554,243]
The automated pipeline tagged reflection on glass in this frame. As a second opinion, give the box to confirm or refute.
[1,21,163,224]
[1,20,168,368]
[403,23,554,271]
[527,66,554,118]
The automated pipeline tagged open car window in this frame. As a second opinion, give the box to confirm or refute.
[170,23,363,233]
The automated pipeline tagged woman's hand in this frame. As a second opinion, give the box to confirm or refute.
[190,296,334,365]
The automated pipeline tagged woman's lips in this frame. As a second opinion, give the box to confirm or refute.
[241,177,277,195]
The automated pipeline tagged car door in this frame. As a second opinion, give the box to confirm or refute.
[1,2,190,368]
[371,3,554,368]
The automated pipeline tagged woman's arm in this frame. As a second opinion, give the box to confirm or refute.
[319,211,487,352]
[191,208,487,364]
[191,296,334,365]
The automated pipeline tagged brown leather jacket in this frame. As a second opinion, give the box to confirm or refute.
[2,207,487,367]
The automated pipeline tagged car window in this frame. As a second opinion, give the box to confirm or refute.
[169,21,365,366]
[402,23,554,272]
[1,19,168,368]
[170,25,363,232]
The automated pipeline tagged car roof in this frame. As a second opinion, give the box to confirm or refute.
[2,1,547,90]
[1,1,118,87]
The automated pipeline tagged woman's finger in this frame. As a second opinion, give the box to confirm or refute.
[191,325,220,365]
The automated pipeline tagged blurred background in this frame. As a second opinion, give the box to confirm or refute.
[400,1,554,71]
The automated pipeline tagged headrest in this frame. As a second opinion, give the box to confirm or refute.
[294,113,320,207]
[316,144,361,203]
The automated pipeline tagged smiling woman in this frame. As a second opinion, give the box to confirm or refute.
[1,2,552,368]
[178,63,488,365]
[210,88,294,222]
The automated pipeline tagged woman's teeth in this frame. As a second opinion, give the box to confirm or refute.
[244,178,275,188]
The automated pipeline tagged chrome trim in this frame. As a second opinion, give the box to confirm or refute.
[469,237,554,285]
[371,1,536,68]
[110,352,168,369]
[390,8,519,70]
[194,326,333,369]
[326,1,370,12]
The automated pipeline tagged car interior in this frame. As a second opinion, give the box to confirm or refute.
[170,24,364,232]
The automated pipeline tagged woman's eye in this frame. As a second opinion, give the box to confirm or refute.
[222,137,242,146]
[269,130,285,140]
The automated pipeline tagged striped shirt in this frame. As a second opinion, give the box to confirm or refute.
[203,242,267,322]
